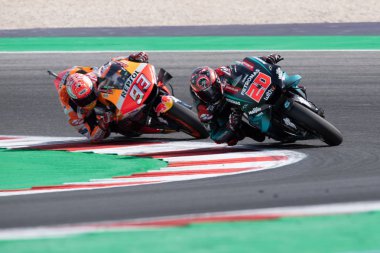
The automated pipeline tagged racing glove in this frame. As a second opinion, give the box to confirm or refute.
[97,111,114,131]
[128,51,149,63]
[226,110,242,132]
[263,54,284,64]
[90,125,110,143]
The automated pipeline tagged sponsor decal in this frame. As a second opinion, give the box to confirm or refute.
[71,119,84,126]
[284,100,291,109]
[226,97,241,106]
[248,107,262,115]
[155,96,173,114]
[295,96,313,108]
[241,70,260,95]
[78,127,89,135]
[242,61,254,71]
[120,69,131,82]
[116,63,150,110]
[263,86,276,101]
[121,70,140,98]
[241,75,248,84]
[219,66,232,76]
[242,104,249,111]
[224,85,240,94]
[283,117,297,129]
[276,67,284,80]
[200,113,213,121]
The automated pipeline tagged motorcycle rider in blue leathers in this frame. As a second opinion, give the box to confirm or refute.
[190,54,294,146]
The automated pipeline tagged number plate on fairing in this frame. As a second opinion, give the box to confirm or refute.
[223,57,281,113]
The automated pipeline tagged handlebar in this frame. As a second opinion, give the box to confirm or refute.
[47,70,58,78]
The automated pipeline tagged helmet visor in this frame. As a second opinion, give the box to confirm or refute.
[74,90,97,108]
[195,84,222,104]
[82,100,97,111]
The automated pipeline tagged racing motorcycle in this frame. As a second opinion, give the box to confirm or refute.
[224,57,343,146]
[48,61,209,139]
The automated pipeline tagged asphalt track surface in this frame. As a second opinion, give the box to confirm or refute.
[2,22,380,36]
[0,51,380,229]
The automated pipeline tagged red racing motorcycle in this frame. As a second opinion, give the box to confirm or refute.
[49,61,209,139]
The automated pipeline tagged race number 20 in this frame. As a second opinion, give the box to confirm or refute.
[245,72,271,103]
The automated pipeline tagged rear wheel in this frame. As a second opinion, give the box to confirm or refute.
[284,102,343,146]
[162,102,209,139]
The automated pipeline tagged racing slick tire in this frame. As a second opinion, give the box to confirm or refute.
[163,102,209,139]
[285,102,343,146]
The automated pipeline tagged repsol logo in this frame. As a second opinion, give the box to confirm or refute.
[121,70,140,98]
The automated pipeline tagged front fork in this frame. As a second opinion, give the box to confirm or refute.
[283,95,323,118]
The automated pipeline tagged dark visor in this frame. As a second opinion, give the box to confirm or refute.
[73,90,97,107]
[196,85,222,103]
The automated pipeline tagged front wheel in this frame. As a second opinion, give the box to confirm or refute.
[162,102,209,139]
[284,102,343,146]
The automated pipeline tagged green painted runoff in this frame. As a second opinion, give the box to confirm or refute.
[0,149,167,189]
[0,36,379,51]
[1,211,379,253]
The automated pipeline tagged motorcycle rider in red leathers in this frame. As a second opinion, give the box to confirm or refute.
[190,54,287,146]
[55,52,149,142]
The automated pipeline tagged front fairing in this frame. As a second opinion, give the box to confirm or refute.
[283,72,302,89]
[223,57,284,114]
[98,61,157,115]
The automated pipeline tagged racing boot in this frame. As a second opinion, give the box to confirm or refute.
[241,122,266,142]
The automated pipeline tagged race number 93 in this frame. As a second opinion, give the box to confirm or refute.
[129,74,152,104]
[245,72,271,103]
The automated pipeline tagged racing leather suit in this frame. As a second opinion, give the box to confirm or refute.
[191,55,281,146]
[56,66,109,142]
[56,52,149,142]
